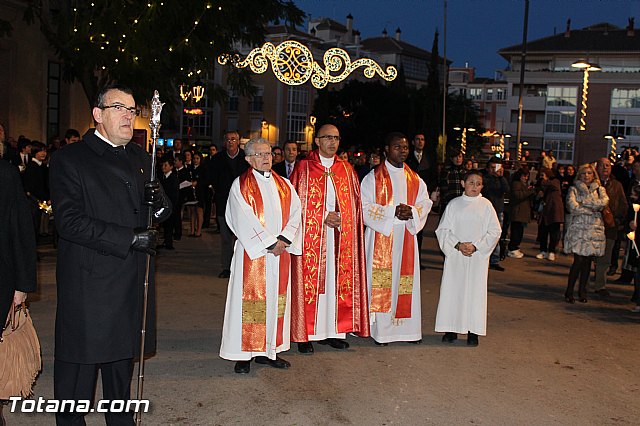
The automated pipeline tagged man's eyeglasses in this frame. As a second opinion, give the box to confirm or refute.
[100,104,139,116]
[250,152,274,158]
[317,135,341,142]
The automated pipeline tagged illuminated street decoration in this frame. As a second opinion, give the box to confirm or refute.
[572,60,601,131]
[218,40,397,89]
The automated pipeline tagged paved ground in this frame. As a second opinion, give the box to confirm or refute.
[6,215,640,425]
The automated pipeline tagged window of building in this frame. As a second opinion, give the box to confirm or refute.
[486,89,493,101]
[547,86,578,107]
[47,62,60,141]
[611,88,640,109]
[469,88,483,100]
[496,88,506,100]
[228,89,238,112]
[545,111,576,134]
[182,95,212,139]
[248,86,264,112]
[287,86,308,142]
[610,117,640,137]
[544,139,574,163]
[401,56,428,80]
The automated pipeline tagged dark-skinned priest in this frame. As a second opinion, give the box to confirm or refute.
[361,132,432,345]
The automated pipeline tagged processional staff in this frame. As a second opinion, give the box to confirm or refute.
[135,90,164,426]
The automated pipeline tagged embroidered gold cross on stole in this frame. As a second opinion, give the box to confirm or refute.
[368,205,385,221]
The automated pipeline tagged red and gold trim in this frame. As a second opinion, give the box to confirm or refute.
[239,169,291,352]
[290,151,370,340]
[370,164,420,318]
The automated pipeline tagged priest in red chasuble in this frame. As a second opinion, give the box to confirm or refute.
[289,124,370,354]
[220,138,302,374]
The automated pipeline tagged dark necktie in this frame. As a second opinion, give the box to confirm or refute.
[287,163,292,178]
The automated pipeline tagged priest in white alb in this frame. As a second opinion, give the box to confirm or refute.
[220,138,302,374]
[362,132,432,345]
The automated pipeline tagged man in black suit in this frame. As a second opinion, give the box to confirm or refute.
[0,160,37,424]
[158,157,180,250]
[272,140,298,179]
[405,133,435,270]
[49,84,170,425]
[16,137,32,172]
[174,154,192,241]
[208,130,249,278]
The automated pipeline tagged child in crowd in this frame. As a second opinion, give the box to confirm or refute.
[434,170,501,346]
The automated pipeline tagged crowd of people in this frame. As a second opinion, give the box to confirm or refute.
[1,84,639,423]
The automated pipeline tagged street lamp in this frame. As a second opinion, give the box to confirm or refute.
[493,132,511,159]
[604,134,625,162]
[453,126,475,155]
[261,118,269,141]
[571,60,601,131]
[179,79,205,103]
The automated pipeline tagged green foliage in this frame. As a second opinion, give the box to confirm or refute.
[23,0,304,108]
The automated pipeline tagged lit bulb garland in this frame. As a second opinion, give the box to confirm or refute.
[218,40,397,89]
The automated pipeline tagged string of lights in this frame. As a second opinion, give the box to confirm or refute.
[218,40,398,89]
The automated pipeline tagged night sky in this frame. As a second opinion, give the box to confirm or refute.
[296,0,640,78]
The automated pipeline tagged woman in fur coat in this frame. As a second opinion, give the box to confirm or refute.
[564,163,608,303]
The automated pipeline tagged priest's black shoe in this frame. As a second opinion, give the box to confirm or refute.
[318,338,349,350]
[408,339,422,344]
[254,356,291,369]
[442,332,457,343]
[467,332,479,347]
[218,269,231,279]
[297,342,314,354]
[489,264,505,272]
[374,340,388,346]
[234,360,251,374]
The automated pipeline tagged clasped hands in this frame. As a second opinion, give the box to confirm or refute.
[457,242,477,257]
[268,239,289,257]
[324,211,342,229]
[395,203,413,221]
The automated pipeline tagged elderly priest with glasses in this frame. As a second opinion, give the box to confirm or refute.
[220,138,302,374]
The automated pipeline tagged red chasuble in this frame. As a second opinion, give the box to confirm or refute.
[289,150,370,341]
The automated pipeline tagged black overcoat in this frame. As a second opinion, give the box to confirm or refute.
[49,130,168,364]
[0,161,37,322]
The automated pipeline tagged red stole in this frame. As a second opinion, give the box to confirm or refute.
[290,150,370,340]
[369,164,420,318]
[239,169,291,352]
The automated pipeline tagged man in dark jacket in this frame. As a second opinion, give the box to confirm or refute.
[406,133,436,269]
[49,84,171,425]
[482,157,510,271]
[207,130,249,278]
[0,160,37,424]
[158,157,180,250]
[438,149,465,213]
[594,158,628,297]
